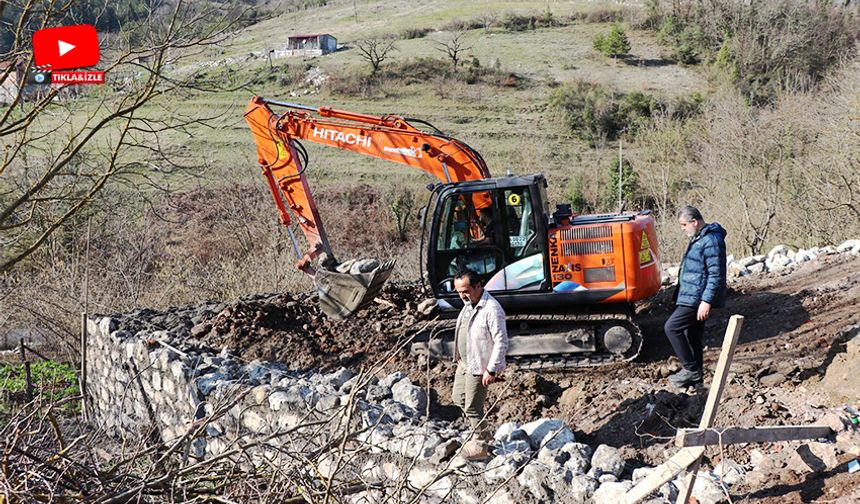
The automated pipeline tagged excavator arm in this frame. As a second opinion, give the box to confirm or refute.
[244,96,491,317]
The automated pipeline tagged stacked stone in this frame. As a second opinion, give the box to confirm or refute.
[663,239,860,284]
[86,316,731,502]
[88,318,216,442]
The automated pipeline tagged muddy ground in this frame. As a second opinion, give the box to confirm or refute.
[195,252,860,502]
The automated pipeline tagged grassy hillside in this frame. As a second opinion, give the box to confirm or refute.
[158,0,706,199]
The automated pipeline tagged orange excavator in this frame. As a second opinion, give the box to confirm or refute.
[244,97,663,367]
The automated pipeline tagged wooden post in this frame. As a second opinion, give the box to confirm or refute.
[674,314,744,504]
[624,315,744,504]
[19,339,33,401]
[80,217,91,422]
[675,425,833,447]
[80,312,88,422]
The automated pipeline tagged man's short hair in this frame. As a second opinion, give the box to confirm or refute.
[678,205,704,222]
[454,268,481,287]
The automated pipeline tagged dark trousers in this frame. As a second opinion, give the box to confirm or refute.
[664,305,705,372]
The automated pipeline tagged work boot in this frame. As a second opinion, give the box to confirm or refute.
[461,440,491,461]
[668,368,703,389]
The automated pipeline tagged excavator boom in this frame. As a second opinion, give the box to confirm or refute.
[244,96,491,318]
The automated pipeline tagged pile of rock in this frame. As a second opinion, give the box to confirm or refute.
[346,413,752,504]
[664,239,860,284]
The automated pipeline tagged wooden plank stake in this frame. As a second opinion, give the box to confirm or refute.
[674,314,743,504]
[623,447,705,504]
[676,425,833,447]
[624,314,744,504]
[80,312,88,422]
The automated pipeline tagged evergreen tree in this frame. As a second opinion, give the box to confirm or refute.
[593,23,631,59]
[604,156,640,210]
[565,174,591,214]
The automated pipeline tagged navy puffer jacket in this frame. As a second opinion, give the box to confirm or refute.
[675,223,728,308]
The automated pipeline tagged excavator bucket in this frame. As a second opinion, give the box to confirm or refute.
[314,260,397,320]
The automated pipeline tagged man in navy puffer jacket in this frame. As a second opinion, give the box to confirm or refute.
[664,206,727,388]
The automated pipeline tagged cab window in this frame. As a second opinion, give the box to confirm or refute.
[503,188,537,258]
[437,191,494,250]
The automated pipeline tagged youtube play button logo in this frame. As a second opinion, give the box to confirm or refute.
[33,24,100,71]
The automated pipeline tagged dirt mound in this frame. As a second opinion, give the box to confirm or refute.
[192,282,431,371]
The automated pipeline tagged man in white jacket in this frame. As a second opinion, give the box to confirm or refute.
[452,269,509,460]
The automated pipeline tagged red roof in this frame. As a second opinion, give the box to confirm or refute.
[288,34,331,40]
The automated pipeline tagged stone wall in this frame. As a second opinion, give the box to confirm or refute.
[83,313,704,503]
[86,313,369,459]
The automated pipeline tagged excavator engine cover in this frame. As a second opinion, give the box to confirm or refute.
[315,260,396,320]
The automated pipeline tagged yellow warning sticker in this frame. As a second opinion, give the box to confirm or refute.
[275,140,289,160]
[507,193,521,206]
[640,231,653,264]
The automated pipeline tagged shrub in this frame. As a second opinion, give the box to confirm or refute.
[549,82,659,144]
[327,71,382,98]
[383,57,452,84]
[331,57,526,92]
[539,8,557,28]
[301,0,327,8]
[386,186,415,242]
[621,91,660,131]
[670,92,704,120]
[585,8,624,24]
[603,156,641,211]
[593,23,631,58]
[401,27,433,39]
[657,16,704,64]
[643,0,860,104]
[564,174,593,214]
[440,18,486,32]
[502,13,533,32]
[549,82,619,145]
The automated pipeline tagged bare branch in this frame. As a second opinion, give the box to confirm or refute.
[354,36,397,73]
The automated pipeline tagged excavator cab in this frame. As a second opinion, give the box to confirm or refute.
[426,172,662,319]
[427,175,550,299]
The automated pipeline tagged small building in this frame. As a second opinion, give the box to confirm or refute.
[272,34,337,59]
[0,62,23,104]
[0,62,73,104]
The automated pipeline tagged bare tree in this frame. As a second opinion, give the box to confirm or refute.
[354,36,397,73]
[477,11,498,32]
[0,0,246,273]
[434,29,472,68]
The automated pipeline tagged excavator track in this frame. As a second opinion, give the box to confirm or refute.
[410,311,644,370]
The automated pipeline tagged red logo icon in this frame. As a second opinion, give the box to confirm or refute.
[33,24,100,71]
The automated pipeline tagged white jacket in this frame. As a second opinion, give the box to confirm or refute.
[456,290,508,375]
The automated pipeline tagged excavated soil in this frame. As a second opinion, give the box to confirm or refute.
[194,252,860,502]
[193,283,429,369]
